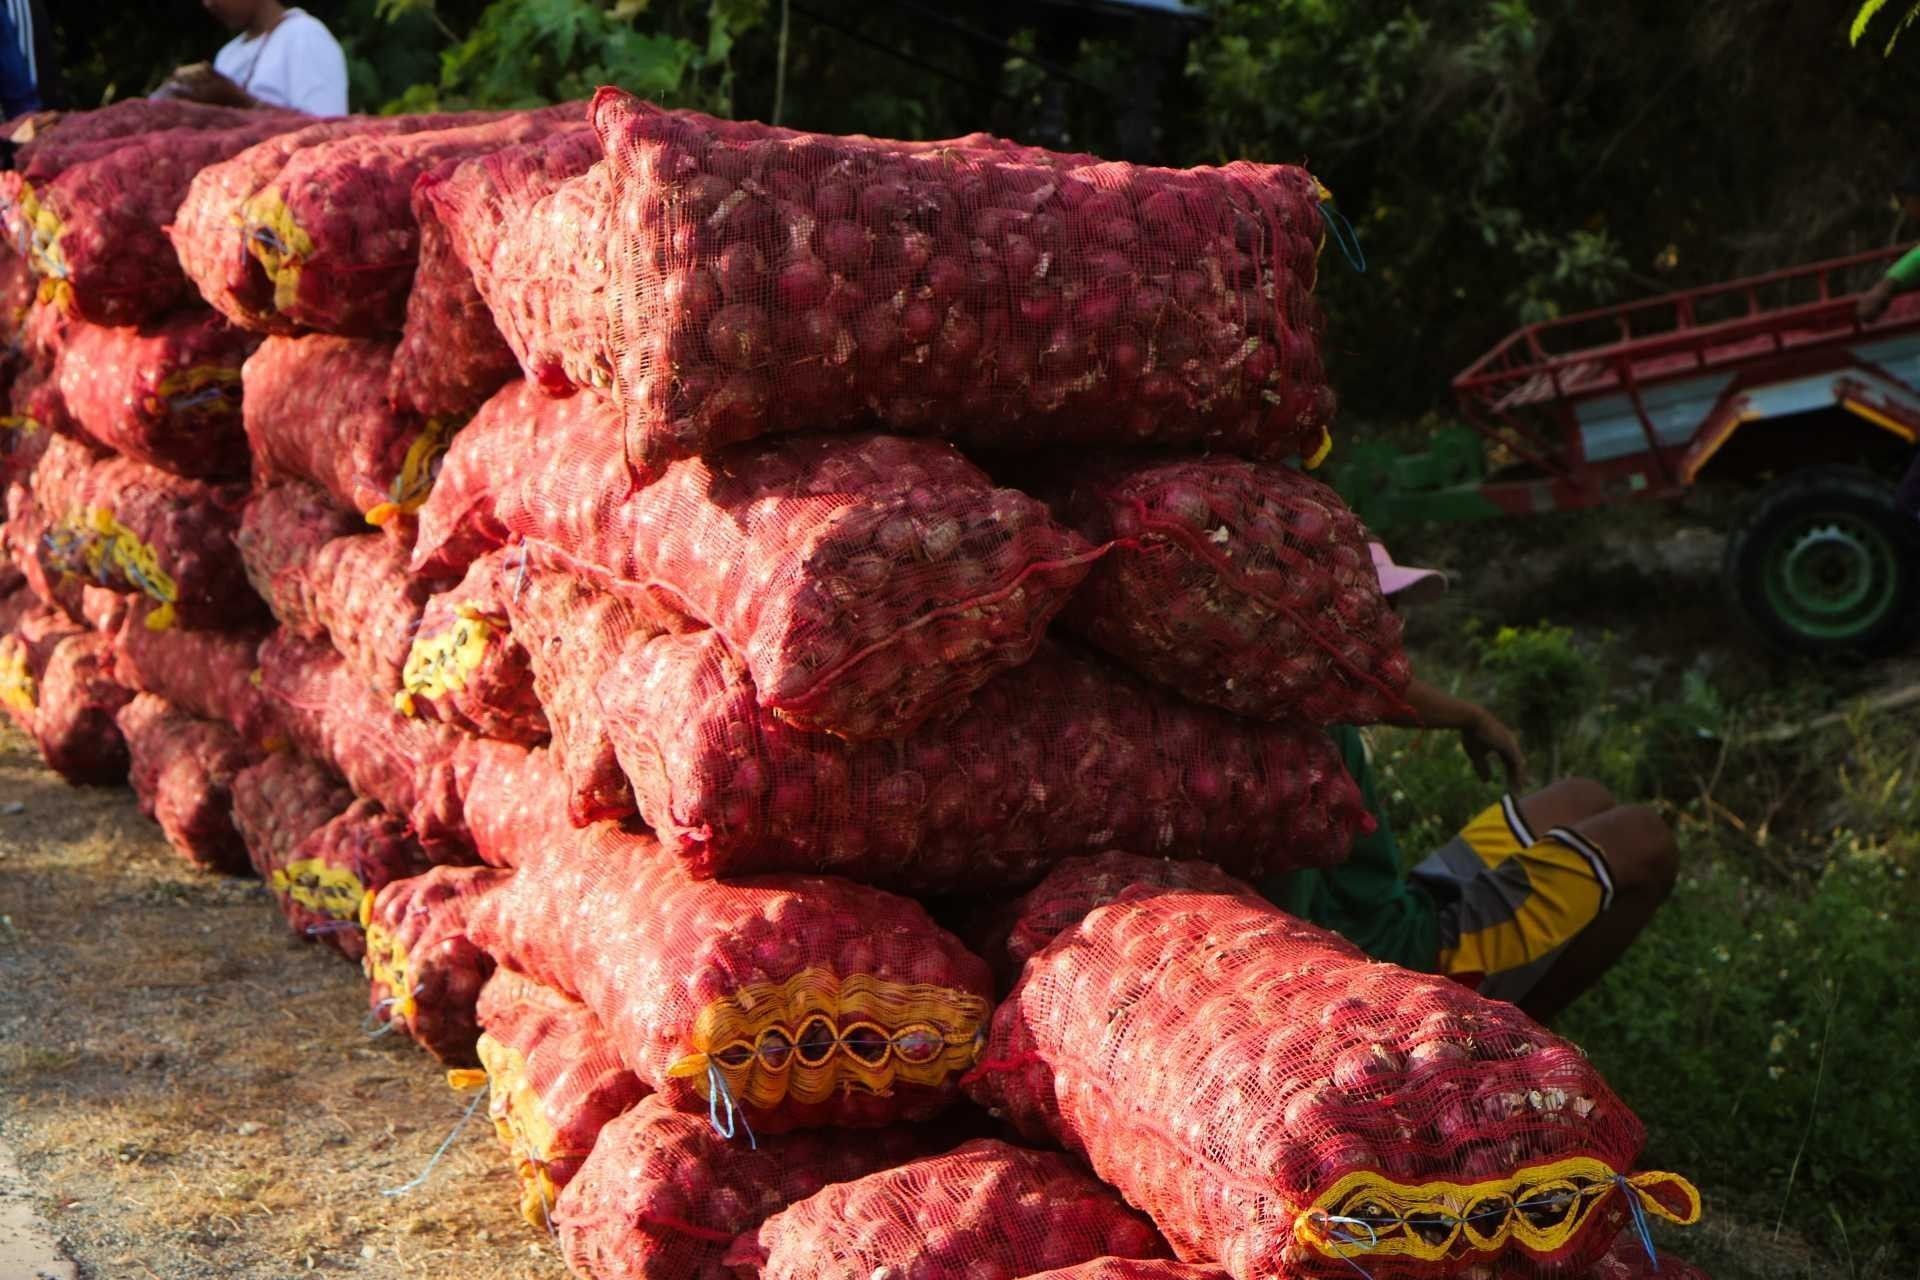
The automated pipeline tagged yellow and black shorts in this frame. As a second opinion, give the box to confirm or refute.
[1409,794,1615,1005]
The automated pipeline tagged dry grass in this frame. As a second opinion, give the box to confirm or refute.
[0,727,567,1280]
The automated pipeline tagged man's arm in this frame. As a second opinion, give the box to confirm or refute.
[1384,677,1528,787]
[1857,245,1920,322]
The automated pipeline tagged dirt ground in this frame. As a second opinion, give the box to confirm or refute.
[0,726,568,1280]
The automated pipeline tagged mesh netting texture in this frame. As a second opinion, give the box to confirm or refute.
[965,850,1262,987]
[1051,455,1410,724]
[967,890,1701,1278]
[0,601,82,733]
[463,424,1098,741]
[235,105,582,337]
[552,1095,951,1280]
[266,797,432,959]
[19,119,304,325]
[241,334,449,525]
[109,599,276,749]
[9,101,290,173]
[599,630,1368,891]
[503,562,648,825]
[53,309,258,478]
[1,360,59,488]
[115,692,254,873]
[29,442,254,629]
[256,629,474,861]
[386,171,521,419]
[726,1137,1169,1280]
[410,377,627,578]
[589,87,1334,479]
[170,111,513,333]
[362,864,509,1066]
[451,739,574,870]
[421,126,613,398]
[237,480,362,633]
[474,968,650,1227]
[263,522,431,696]
[32,631,132,782]
[231,750,354,885]
[1016,1261,1232,1280]
[400,547,549,745]
[459,791,994,1133]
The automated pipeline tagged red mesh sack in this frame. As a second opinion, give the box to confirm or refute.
[241,334,450,525]
[1018,1263,1231,1280]
[236,481,362,633]
[0,601,81,733]
[275,527,430,695]
[230,749,353,882]
[454,738,579,870]
[32,630,132,782]
[968,851,1261,986]
[362,864,508,1066]
[966,891,1703,1279]
[429,110,1093,409]
[0,365,58,488]
[1584,1231,1711,1280]
[7,492,87,622]
[398,547,547,744]
[462,813,994,1134]
[473,969,650,1227]
[410,378,626,578]
[33,451,254,630]
[423,126,613,398]
[115,693,253,873]
[110,599,276,750]
[507,429,1096,740]
[506,564,647,825]
[236,107,581,336]
[387,178,519,419]
[553,1095,949,1280]
[588,88,1333,479]
[10,101,288,171]
[0,245,35,338]
[23,119,303,325]
[264,797,432,959]
[391,126,602,416]
[53,309,257,478]
[600,631,1368,892]
[170,111,513,332]
[0,582,30,635]
[257,629,474,861]
[726,1138,1169,1280]
[1051,456,1409,724]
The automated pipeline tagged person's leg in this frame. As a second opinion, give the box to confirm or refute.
[1516,804,1678,1024]
[1513,777,1616,841]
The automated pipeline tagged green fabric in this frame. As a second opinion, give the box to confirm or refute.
[1886,244,1920,289]
[1262,725,1441,971]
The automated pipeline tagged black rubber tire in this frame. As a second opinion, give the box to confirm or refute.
[1724,465,1920,659]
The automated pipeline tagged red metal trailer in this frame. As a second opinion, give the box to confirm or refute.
[1333,246,1920,655]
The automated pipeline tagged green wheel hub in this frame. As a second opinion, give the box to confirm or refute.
[1760,515,1901,642]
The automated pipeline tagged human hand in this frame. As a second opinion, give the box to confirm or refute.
[1462,707,1528,789]
[156,63,252,107]
[1857,279,1894,324]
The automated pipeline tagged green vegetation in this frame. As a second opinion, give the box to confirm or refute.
[1371,607,1919,1277]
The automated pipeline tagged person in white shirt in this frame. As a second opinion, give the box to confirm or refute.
[154,0,348,116]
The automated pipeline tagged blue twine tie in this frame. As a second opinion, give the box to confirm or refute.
[1618,1176,1660,1271]
[704,1061,757,1149]
[1316,201,1367,274]
[383,1088,485,1197]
